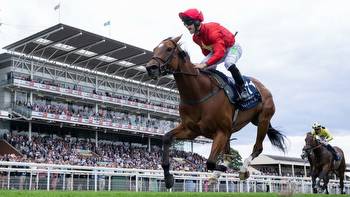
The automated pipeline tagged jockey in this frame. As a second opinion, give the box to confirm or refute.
[311,122,340,161]
[179,8,249,100]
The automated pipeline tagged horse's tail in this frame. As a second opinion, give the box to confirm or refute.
[267,123,287,153]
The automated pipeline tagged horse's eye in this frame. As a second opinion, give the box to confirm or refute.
[166,47,172,52]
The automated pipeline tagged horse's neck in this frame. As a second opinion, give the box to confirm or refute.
[312,146,328,162]
[174,63,212,101]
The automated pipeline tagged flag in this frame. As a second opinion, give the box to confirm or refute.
[104,21,111,26]
[54,4,60,11]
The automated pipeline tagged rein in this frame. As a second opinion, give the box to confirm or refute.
[154,39,221,106]
[304,144,322,152]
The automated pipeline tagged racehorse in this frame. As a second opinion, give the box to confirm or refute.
[145,36,287,189]
[302,132,346,194]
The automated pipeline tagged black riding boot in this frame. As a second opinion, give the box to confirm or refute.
[326,144,340,161]
[228,65,249,100]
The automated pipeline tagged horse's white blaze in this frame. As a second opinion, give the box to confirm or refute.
[158,43,164,48]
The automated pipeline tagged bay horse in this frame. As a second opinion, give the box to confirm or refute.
[145,36,287,189]
[302,132,346,194]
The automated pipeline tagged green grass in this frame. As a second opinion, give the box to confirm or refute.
[0,191,346,197]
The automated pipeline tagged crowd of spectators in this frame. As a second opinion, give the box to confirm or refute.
[15,98,178,133]
[12,74,179,110]
[1,132,207,172]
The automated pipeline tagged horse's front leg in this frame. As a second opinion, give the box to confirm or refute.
[240,118,270,180]
[318,165,331,194]
[220,138,232,170]
[320,166,331,194]
[311,170,318,193]
[206,131,229,184]
[162,125,197,189]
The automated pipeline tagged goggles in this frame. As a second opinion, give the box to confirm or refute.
[183,19,195,26]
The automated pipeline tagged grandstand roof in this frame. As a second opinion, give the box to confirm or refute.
[250,154,309,166]
[3,23,174,88]
[251,154,350,171]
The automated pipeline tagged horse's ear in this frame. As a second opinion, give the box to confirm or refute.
[172,35,182,43]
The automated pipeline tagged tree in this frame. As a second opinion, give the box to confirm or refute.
[218,148,243,171]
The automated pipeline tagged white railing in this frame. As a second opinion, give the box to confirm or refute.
[0,161,349,194]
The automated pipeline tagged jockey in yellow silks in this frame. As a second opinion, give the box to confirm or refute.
[311,122,340,161]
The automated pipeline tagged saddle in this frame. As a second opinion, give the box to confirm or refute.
[320,143,342,168]
[203,69,261,111]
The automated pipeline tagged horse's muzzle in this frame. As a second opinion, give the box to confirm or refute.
[146,64,159,79]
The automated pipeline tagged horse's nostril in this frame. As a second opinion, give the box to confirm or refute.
[146,65,156,72]
[150,65,158,70]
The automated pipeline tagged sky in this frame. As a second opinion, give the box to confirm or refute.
[0,0,350,162]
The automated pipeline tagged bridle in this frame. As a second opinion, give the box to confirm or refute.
[148,38,221,105]
[149,39,199,77]
[302,136,322,158]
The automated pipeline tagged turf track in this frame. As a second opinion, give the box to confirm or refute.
[0,191,345,197]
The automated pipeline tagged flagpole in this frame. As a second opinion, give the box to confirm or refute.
[58,0,61,23]
[104,20,111,37]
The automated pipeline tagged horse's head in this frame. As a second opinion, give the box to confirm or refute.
[145,35,184,79]
[305,132,319,148]
[301,132,319,159]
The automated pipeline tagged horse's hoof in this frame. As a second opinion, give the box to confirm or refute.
[208,177,218,185]
[164,174,174,189]
[216,164,227,172]
[317,188,324,194]
[239,170,250,180]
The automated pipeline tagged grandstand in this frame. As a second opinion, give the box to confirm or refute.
[0,24,349,194]
[250,154,350,178]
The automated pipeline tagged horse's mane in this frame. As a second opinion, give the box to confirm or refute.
[306,132,314,139]
[164,37,191,63]
[177,43,191,62]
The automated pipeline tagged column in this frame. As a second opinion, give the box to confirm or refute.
[28,121,32,141]
[95,76,98,92]
[14,90,17,104]
[95,130,98,148]
[148,137,151,152]
[191,141,193,153]
[30,92,33,105]
[278,163,282,176]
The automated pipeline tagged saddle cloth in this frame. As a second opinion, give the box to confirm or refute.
[204,69,262,111]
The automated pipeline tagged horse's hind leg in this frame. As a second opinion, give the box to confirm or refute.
[323,176,330,194]
[162,125,197,189]
[312,175,318,193]
[239,98,275,180]
[339,170,345,194]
